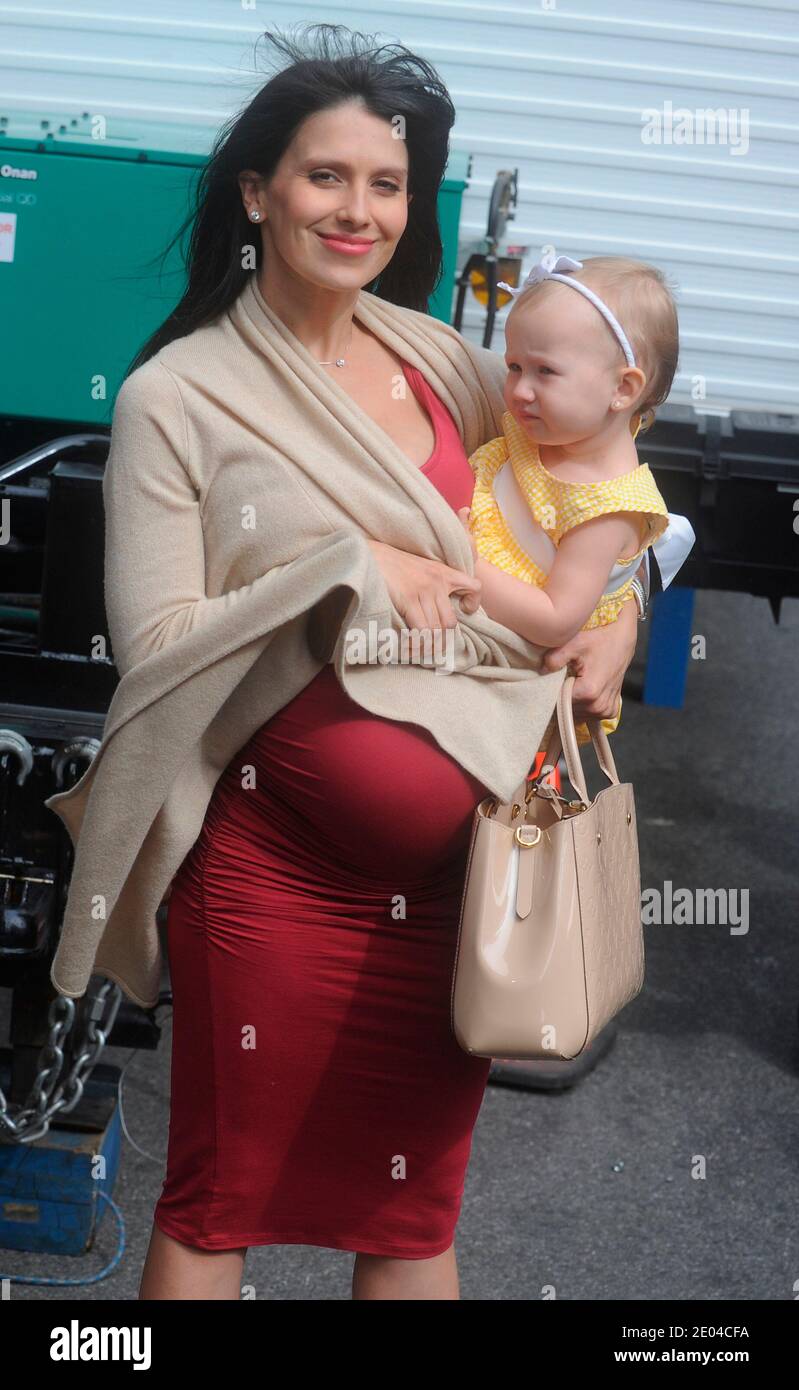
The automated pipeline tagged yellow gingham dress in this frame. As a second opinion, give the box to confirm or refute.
[468,411,670,745]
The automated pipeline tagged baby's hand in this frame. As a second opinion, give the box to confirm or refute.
[458,506,480,564]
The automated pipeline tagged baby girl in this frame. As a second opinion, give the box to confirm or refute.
[458,248,683,743]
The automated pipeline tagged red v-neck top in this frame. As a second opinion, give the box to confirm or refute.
[400,360,476,514]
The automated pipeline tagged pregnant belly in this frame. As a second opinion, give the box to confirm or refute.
[199,664,491,885]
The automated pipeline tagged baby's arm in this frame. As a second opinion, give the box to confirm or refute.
[473,512,643,647]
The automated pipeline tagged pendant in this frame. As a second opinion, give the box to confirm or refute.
[335,357,345,367]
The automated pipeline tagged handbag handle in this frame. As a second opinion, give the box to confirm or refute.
[536,675,620,805]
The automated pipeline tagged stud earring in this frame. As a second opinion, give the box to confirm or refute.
[250,209,261,222]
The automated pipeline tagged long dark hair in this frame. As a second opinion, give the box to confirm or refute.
[126,23,455,376]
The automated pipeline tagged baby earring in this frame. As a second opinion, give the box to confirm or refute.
[249,209,262,222]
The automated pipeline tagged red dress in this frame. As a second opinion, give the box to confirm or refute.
[153,361,494,1258]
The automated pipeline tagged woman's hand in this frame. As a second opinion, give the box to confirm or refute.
[540,594,638,724]
[367,538,482,633]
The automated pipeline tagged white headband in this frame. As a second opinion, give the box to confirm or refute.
[497,248,637,368]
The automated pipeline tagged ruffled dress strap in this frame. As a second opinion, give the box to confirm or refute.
[541,462,671,563]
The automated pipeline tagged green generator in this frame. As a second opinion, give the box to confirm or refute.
[0,112,470,427]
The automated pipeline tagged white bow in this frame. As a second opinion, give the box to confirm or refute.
[500,250,583,298]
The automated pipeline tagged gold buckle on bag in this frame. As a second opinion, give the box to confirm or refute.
[514,825,542,848]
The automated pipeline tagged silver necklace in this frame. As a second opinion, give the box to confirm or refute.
[317,327,354,368]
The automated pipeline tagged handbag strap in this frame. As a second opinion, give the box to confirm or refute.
[536,675,620,804]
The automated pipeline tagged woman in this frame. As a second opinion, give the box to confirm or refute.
[69,26,644,1300]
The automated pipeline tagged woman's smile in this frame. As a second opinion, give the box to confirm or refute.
[315,230,376,256]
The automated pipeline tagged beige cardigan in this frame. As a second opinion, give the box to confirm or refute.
[45,273,567,1008]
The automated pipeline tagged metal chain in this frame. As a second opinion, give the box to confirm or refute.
[0,978,122,1144]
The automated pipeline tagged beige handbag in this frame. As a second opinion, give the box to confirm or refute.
[451,675,643,1061]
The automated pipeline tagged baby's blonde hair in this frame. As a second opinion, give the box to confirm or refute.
[509,255,680,434]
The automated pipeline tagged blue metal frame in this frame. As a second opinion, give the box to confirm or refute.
[643,586,695,708]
